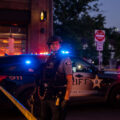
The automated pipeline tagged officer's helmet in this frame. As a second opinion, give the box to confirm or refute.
[47,36,62,46]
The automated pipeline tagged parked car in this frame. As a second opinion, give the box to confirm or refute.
[0,54,120,110]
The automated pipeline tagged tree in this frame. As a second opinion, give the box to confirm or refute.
[105,28,120,60]
[53,0,106,64]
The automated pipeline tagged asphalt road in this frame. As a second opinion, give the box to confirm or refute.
[0,91,120,120]
[0,91,26,120]
[66,102,120,120]
[0,108,26,120]
[0,101,120,120]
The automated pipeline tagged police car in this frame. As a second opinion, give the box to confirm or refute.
[0,53,120,108]
[0,54,47,107]
[70,56,120,107]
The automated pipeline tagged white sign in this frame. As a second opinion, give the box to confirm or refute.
[97,45,103,51]
[95,30,105,43]
[96,42,104,51]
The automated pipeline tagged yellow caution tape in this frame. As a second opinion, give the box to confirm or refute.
[0,86,37,120]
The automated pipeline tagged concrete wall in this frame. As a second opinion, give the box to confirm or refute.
[0,0,53,54]
[28,0,53,53]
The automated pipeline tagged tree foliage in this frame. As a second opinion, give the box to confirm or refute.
[105,28,120,59]
[53,0,106,64]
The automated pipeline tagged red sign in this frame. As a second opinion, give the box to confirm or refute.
[95,30,105,42]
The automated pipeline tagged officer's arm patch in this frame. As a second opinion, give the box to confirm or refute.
[65,61,72,65]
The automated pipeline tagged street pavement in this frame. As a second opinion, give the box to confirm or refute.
[0,101,120,120]
[66,102,120,120]
[0,108,26,120]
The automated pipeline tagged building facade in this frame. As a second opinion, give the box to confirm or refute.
[0,0,53,56]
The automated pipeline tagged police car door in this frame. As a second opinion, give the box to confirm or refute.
[70,57,98,98]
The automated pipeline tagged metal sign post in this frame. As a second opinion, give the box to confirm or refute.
[95,30,105,70]
[98,51,103,70]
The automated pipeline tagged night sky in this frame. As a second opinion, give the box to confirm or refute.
[99,0,120,30]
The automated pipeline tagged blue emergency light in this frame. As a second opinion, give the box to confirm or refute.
[61,50,70,54]
[25,60,31,65]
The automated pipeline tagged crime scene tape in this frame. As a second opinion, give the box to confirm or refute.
[0,86,37,120]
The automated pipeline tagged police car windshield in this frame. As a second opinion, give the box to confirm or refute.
[71,56,91,67]
[70,56,94,73]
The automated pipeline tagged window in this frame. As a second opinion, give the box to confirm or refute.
[0,26,27,56]
[71,57,92,73]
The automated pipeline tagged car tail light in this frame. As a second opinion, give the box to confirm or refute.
[0,75,7,82]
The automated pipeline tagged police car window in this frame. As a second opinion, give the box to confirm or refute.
[71,57,92,73]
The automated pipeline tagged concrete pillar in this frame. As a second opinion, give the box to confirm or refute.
[28,0,53,53]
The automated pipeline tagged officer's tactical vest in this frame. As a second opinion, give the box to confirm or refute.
[42,53,67,98]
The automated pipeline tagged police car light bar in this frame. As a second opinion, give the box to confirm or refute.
[39,52,49,55]
[61,51,70,54]
[30,52,50,55]
[25,60,31,65]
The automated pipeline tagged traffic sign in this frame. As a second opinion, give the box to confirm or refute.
[96,42,104,51]
[95,30,105,42]
[97,45,103,51]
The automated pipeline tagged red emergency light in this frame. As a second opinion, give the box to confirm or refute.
[0,75,7,82]
[39,52,49,55]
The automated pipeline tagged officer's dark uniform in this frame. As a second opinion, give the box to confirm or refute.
[40,51,72,120]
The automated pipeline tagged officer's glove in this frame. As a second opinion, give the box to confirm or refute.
[61,100,68,109]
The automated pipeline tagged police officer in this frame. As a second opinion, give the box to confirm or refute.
[39,36,72,120]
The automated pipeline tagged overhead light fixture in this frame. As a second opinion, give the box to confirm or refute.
[40,11,47,21]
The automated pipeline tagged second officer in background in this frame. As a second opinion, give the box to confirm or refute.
[39,36,72,120]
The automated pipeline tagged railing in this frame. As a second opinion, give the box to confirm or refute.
[0,86,37,120]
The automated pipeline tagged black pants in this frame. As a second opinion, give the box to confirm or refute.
[40,99,67,120]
